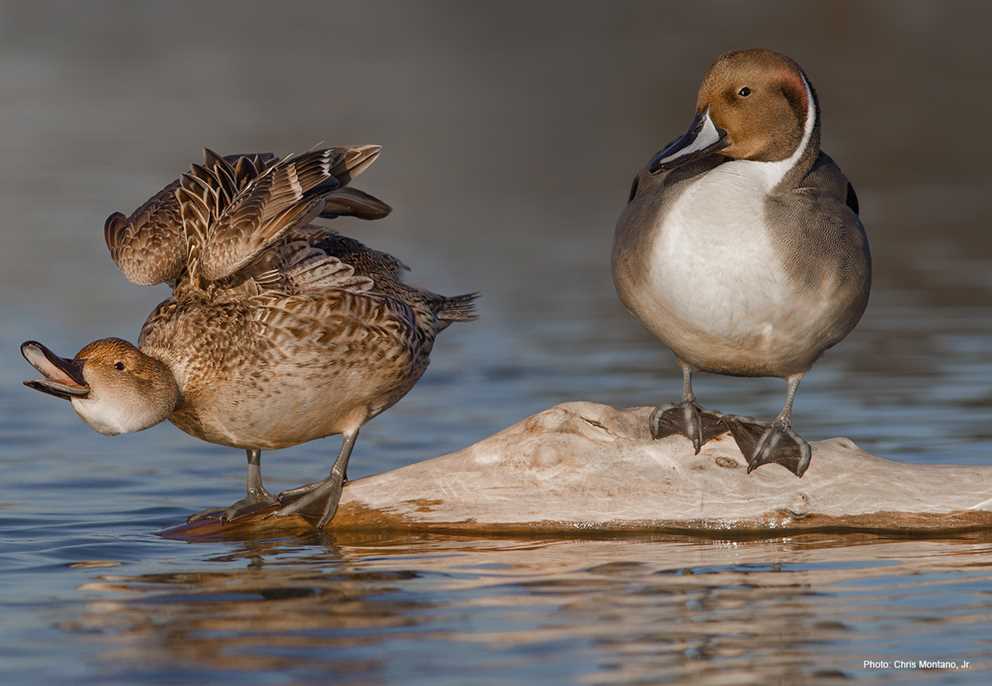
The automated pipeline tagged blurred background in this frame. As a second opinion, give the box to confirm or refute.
[1,2,991,685]
[3,0,991,464]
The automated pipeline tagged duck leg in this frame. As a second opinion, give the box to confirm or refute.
[274,428,358,529]
[725,374,812,477]
[187,449,278,523]
[650,362,726,453]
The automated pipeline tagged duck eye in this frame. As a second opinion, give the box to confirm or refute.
[114,361,125,371]
[738,86,751,97]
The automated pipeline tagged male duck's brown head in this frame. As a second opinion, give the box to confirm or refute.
[22,338,179,435]
[650,49,818,173]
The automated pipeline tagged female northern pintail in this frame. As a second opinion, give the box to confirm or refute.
[22,147,477,527]
[612,49,870,477]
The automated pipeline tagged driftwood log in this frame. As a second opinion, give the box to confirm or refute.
[163,402,992,540]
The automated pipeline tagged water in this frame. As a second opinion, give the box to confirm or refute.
[2,1,992,684]
[4,532,992,685]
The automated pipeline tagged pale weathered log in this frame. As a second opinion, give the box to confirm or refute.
[162,402,992,540]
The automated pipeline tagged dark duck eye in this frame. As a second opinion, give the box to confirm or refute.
[738,86,751,97]
[114,361,125,371]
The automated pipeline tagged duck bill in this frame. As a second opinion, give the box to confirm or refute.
[20,340,89,400]
[648,109,728,174]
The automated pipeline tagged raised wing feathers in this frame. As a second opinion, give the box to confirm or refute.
[320,187,392,220]
[177,146,382,282]
[104,182,185,286]
[104,147,386,288]
[103,152,277,286]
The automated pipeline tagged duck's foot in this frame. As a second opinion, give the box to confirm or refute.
[724,416,812,478]
[276,474,348,502]
[650,400,727,453]
[186,491,279,525]
[274,477,345,530]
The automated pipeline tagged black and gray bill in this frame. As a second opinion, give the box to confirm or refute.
[649,109,728,174]
[21,340,89,400]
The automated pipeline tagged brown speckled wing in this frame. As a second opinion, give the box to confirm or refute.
[265,227,476,337]
[104,152,278,287]
[104,182,185,286]
[251,289,420,366]
[176,146,382,283]
[251,237,375,296]
[309,230,410,283]
[247,227,408,296]
[104,150,389,289]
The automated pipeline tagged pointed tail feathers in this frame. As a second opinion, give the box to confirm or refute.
[436,292,480,323]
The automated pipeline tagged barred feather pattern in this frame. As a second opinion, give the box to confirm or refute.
[176,149,335,282]
[104,147,386,289]
[104,152,277,287]
[138,279,439,449]
[114,147,478,451]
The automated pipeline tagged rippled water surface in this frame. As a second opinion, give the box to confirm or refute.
[6,531,992,685]
[2,2,992,684]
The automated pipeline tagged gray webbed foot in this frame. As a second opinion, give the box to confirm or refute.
[186,490,279,524]
[273,429,358,530]
[650,400,727,453]
[274,477,345,530]
[221,491,279,521]
[276,473,349,503]
[276,481,323,501]
[724,416,812,477]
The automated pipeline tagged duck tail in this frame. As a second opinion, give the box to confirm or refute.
[436,292,480,323]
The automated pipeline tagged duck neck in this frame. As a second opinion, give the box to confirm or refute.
[141,346,184,407]
[737,73,821,193]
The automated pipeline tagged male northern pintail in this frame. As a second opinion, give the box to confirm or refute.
[22,147,477,527]
[612,49,870,476]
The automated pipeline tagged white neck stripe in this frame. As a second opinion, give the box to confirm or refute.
[735,73,816,190]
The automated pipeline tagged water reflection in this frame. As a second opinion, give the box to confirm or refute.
[65,534,992,684]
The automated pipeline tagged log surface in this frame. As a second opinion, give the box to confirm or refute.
[163,402,992,540]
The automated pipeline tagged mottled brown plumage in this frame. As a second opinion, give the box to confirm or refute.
[24,146,476,528]
[139,224,463,452]
[103,150,391,287]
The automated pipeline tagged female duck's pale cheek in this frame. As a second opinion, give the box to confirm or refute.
[69,396,128,436]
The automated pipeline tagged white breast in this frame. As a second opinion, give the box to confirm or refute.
[631,73,829,374]
[650,163,789,338]
[641,161,841,376]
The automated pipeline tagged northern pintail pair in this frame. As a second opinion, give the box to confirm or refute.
[22,147,477,527]
[614,49,871,476]
[23,48,870,526]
